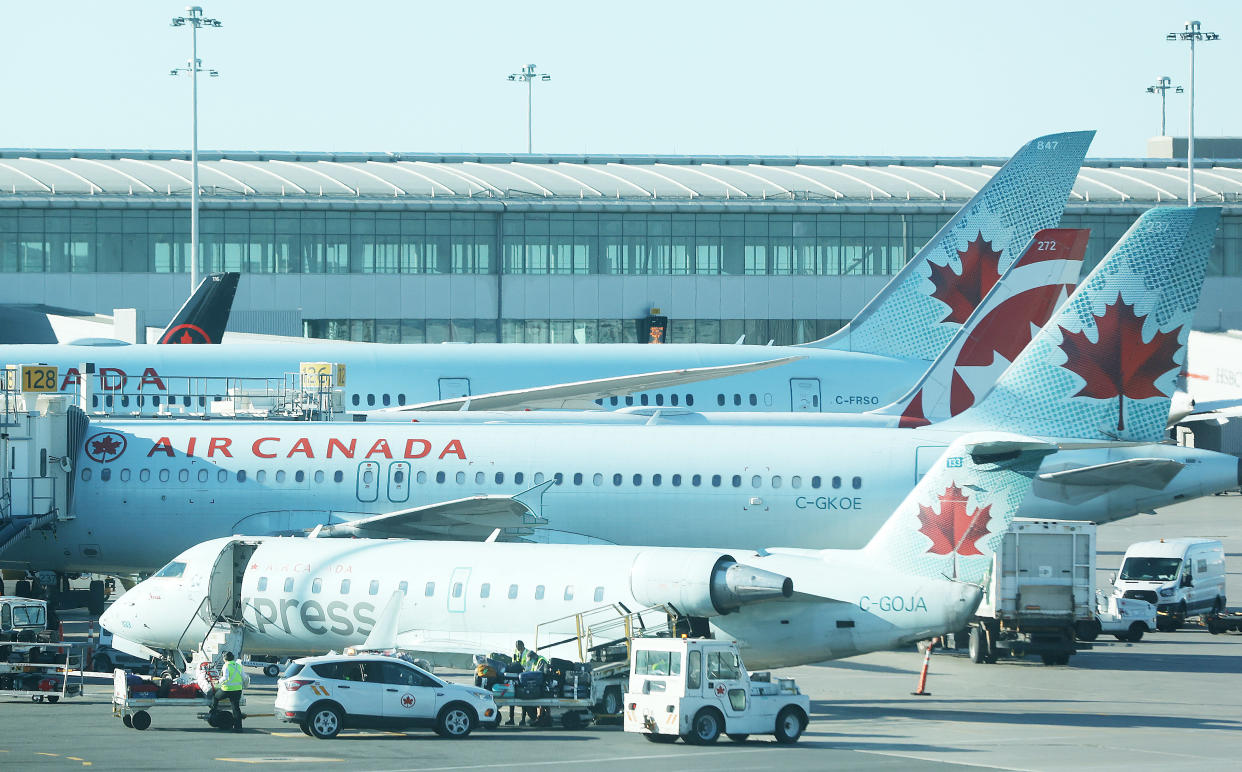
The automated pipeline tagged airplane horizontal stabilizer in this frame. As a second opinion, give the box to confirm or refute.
[373,357,803,412]
[310,481,553,540]
[1037,458,1184,489]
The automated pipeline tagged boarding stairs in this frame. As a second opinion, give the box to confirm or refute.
[533,603,682,667]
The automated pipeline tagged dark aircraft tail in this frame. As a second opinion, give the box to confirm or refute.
[157,272,240,344]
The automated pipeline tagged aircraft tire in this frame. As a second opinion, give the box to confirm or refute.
[968,626,986,664]
[774,706,806,744]
[684,708,722,745]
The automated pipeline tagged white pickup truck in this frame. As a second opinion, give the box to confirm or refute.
[623,638,809,745]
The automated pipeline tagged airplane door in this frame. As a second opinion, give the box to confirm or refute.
[357,461,380,502]
[790,378,821,412]
[704,645,748,720]
[915,445,949,483]
[388,462,410,503]
[447,567,470,613]
[438,378,470,400]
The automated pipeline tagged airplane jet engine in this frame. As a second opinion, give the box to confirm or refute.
[629,550,793,617]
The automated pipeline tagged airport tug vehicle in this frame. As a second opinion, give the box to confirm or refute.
[623,637,808,744]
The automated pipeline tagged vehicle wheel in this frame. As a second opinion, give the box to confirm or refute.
[93,655,112,674]
[122,714,133,728]
[644,733,678,743]
[88,580,106,617]
[684,708,722,745]
[727,733,750,743]
[1040,654,1057,666]
[968,626,986,663]
[595,685,622,715]
[208,710,231,729]
[1207,618,1226,635]
[774,706,806,744]
[307,704,343,739]
[560,710,589,730]
[1156,616,1176,632]
[47,695,59,704]
[264,663,280,678]
[1126,623,1145,643]
[131,710,151,731]
[435,703,476,739]
[299,722,313,736]
[1075,619,1101,642]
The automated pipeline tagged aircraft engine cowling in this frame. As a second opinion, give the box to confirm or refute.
[629,550,793,617]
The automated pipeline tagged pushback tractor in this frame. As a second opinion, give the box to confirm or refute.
[623,637,809,745]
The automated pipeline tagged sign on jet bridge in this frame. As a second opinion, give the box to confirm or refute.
[6,364,58,392]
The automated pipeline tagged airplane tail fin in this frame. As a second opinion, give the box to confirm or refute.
[804,130,1093,360]
[861,433,1054,583]
[157,272,240,344]
[951,206,1221,443]
[875,228,1088,426]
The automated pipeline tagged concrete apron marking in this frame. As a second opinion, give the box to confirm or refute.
[369,747,781,772]
[214,764,345,769]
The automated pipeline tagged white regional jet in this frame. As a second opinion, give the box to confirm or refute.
[6,208,1230,582]
[0,132,1093,415]
[101,433,1051,669]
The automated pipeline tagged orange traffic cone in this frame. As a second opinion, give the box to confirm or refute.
[911,637,938,696]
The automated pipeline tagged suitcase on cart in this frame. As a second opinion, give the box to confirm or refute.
[516,670,545,700]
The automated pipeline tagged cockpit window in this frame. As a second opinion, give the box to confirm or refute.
[153,561,187,578]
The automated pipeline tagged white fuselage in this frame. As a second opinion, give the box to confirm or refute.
[101,537,980,670]
[0,341,923,414]
[13,419,1238,575]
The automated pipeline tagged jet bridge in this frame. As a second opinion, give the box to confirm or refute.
[0,367,84,563]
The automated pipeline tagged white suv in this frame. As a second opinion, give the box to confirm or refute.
[275,653,498,739]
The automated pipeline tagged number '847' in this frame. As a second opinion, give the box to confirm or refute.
[1037,141,1059,150]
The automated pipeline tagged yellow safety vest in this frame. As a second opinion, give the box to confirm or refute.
[220,660,244,691]
[514,649,532,668]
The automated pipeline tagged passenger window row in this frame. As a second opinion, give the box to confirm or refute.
[84,465,862,490]
[351,393,408,407]
[602,393,696,408]
[259,575,606,604]
[83,467,346,484]
[91,395,211,409]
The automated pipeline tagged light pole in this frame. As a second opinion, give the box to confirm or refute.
[507,64,551,154]
[1167,20,1220,205]
[170,6,222,293]
[1145,76,1182,137]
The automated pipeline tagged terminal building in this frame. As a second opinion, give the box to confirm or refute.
[0,147,1239,344]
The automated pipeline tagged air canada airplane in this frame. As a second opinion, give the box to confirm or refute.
[101,433,1050,669]
[5,207,1230,582]
[0,272,239,346]
[0,132,1093,415]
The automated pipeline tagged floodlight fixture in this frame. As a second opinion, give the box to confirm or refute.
[169,5,223,292]
[508,63,552,153]
[1167,20,1221,205]
[1146,76,1183,137]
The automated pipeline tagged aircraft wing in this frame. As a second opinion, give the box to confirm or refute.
[371,356,804,412]
[1037,458,1184,489]
[309,481,552,540]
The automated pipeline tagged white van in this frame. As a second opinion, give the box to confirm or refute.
[1114,539,1227,630]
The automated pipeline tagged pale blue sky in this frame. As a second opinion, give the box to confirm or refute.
[1,1,1238,157]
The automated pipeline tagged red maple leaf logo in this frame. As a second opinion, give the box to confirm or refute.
[1057,294,1182,431]
[917,483,991,556]
[91,435,122,458]
[929,232,1004,324]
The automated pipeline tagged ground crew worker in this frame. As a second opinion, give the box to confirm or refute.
[505,640,532,725]
[218,651,245,732]
[528,653,551,726]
